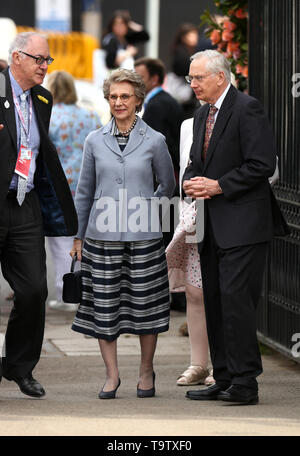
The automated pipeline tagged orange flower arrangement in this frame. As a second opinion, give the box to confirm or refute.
[201,0,248,91]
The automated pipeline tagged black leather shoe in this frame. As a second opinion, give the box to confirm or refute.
[218,385,259,404]
[137,372,155,398]
[98,378,121,399]
[186,383,229,400]
[13,375,46,398]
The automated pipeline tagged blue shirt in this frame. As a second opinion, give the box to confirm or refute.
[9,69,40,192]
[144,86,163,109]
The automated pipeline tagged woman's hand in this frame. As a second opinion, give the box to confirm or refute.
[127,45,138,57]
[116,45,137,66]
[70,238,83,261]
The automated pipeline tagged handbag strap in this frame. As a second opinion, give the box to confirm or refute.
[71,253,78,272]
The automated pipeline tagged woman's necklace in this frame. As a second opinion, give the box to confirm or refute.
[117,115,138,136]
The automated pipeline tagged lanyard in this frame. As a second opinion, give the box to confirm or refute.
[11,87,33,141]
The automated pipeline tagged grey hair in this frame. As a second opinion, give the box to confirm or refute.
[190,50,232,83]
[8,32,46,65]
[103,68,146,112]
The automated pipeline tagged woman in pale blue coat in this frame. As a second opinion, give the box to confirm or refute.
[71,69,175,399]
[46,70,101,311]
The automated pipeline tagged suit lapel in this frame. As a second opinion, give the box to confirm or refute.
[203,85,237,172]
[192,104,209,171]
[103,121,122,157]
[1,69,17,152]
[31,86,49,141]
[102,117,146,158]
[122,117,146,157]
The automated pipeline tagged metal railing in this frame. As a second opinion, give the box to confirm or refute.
[249,0,300,362]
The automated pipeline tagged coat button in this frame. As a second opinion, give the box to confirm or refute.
[116,178,123,184]
[118,157,124,163]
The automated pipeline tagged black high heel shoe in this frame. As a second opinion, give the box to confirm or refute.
[98,378,121,399]
[137,372,155,398]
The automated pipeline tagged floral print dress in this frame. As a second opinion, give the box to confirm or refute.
[49,103,102,196]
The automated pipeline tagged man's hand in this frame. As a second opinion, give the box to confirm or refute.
[183,177,222,199]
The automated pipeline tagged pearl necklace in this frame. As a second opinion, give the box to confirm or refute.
[117,115,138,136]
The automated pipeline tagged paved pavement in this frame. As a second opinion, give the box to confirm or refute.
[0,248,300,437]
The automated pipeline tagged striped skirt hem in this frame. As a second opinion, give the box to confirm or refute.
[72,238,170,341]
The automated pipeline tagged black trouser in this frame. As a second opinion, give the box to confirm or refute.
[0,190,47,380]
[199,217,268,390]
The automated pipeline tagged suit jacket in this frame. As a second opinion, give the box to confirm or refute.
[0,68,78,236]
[182,85,289,249]
[142,89,183,174]
[75,116,175,241]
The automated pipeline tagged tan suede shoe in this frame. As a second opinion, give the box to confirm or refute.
[204,369,216,386]
[177,365,209,386]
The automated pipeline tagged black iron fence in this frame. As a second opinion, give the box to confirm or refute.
[249,0,300,361]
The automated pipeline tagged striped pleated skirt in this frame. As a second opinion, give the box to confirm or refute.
[72,238,170,341]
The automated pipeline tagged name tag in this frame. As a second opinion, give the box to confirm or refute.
[15,145,33,179]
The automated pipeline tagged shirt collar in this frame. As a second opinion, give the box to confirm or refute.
[9,68,30,99]
[214,83,231,111]
[110,117,119,136]
[144,86,163,104]
[110,115,138,136]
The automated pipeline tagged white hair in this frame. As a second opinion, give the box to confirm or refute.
[8,32,46,65]
[190,49,232,83]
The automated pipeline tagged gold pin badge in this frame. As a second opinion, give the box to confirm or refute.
[37,95,49,104]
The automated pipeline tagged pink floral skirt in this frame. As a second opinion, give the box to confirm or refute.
[166,201,202,291]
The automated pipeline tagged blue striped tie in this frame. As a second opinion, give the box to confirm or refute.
[17,92,28,206]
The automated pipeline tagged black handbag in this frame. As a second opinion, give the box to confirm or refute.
[62,254,82,304]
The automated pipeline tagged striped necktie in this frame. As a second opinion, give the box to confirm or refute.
[16,92,28,206]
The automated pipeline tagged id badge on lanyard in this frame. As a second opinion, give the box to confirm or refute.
[15,145,33,179]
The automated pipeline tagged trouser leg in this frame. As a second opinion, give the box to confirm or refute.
[0,192,48,380]
[199,227,230,387]
[218,241,268,389]
[200,217,268,389]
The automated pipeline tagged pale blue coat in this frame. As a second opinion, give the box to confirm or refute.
[75,117,176,241]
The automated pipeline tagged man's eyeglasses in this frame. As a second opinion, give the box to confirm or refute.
[19,50,54,66]
[185,73,212,84]
[109,94,135,103]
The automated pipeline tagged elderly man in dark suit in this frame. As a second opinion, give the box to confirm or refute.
[0,32,77,398]
[182,50,288,404]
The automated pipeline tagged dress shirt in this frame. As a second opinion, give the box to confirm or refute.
[213,83,231,121]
